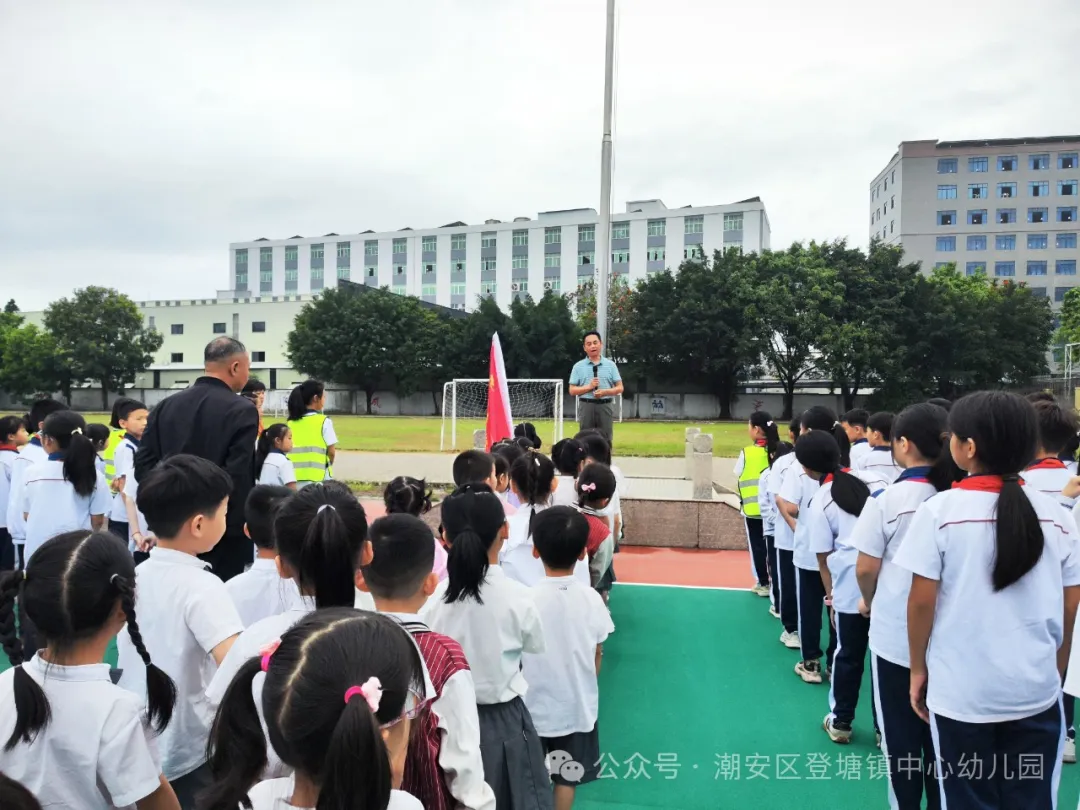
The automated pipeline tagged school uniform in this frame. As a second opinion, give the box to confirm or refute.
[851,467,940,810]
[108,434,148,550]
[501,505,591,588]
[759,466,779,609]
[0,654,165,810]
[117,546,245,793]
[849,438,871,469]
[523,576,614,788]
[551,475,577,507]
[6,437,47,567]
[592,467,626,593]
[769,453,800,635]
[780,464,837,669]
[225,557,301,627]
[246,776,423,810]
[0,445,18,570]
[258,450,297,488]
[421,566,553,810]
[22,454,111,561]
[855,446,903,488]
[735,442,771,589]
[896,480,1080,809]
[389,612,497,810]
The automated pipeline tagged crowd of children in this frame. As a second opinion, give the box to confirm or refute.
[0,402,622,810]
[734,393,1080,809]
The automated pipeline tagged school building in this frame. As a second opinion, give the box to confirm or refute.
[870,136,1080,305]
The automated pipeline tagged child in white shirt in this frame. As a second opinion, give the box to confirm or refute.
[7,399,65,570]
[106,400,151,556]
[854,412,904,486]
[225,484,296,627]
[256,424,297,489]
[0,415,29,571]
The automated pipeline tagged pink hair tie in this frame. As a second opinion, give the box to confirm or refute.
[344,676,383,712]
[259,639,281,673]
[580,482,597,493]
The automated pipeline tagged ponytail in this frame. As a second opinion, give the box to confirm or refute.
[202,657,267,810]
[254,423,289,479]
[113,575,176,732]
[440,485,506,604]
[794,431,867,516]
[0,572,49,751]
[830,469,871,518]
[43,412,97,497]
[287,379,324,421]
[749,411,780,457]
[444,526,490,604]
[994,475,1044,591]
[893,403,963,493]
[321,683,391,810]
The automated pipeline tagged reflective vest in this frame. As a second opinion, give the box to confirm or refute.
[101,427,126,483]
[738,445,769,517]
[288,413,330,484]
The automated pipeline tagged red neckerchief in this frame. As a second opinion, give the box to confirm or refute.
[822,467,851,485]
[952,475,1025,493]
[0,444,16,453]
[754,439,768,447]
[1026,458,1067,471]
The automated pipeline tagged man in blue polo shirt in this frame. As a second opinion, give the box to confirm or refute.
[569,331,623,444]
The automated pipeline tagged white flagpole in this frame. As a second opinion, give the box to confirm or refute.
[595,0,616,351]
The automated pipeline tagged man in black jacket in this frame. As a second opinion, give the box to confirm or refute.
[135,337,258,580]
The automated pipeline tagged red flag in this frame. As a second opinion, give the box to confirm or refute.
[486,333,513,450]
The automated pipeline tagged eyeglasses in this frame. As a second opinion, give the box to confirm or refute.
[380,688,430,730]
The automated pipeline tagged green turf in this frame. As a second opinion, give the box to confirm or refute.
[71,413,749,457]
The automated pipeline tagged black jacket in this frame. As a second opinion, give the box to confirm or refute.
[134,376,259,579]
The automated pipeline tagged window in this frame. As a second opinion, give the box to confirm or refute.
[1060,207,1078,223]
[890,221,894,234]
[1059,233,1078,249]
[966,262,987,275]
[937,158,958,173]
[422,236,437,252]
[967,235,987,251]
[936,236,956,252]
[891,170,895,183]
[451,233,466,251]
[512,230,528,247]
[481,232,497,249]
[1028,234,1048,250]
[392,264,405,278]
[611,222,630,240]
[248,352,264,363]
[998,155,1017,171]
[1060,180,1078,197]
[684,216,704,234]
[995,235,1016,250]
[171,324,183,335]
[285,268,298,289]
[968,210,986,225]
[234,270,247,288]
[997,208,1016,224]
[995,261,1015,277]
[424,263,435,274]
[1029,207,1048,223]
[937,210,956,226]
[1030,181,1049,198]
[723,212,744,231]
[970,157,989,172]
[252,321,266,333]
[1030,286,1047,297]
[310,244,323,260]
[450,283,466,296]
[647,219,666,237]
[235,248,248,266]
[545,226,562,244]
[364,240,378,256]
[337,266,349,280]
[260,268,272,286]
[311,267,323,288]
[337,242,350,259]
[612,250,630,264]
[260,246,272,264]
[1058,260,1078,276]
[1028,261,1048,276]
[937,185,957,200]
[284,245,297,262]
[884,178,888,190]
[392,238,407,254]
[1062,153,1079,170]
[684,245,704,260]
[934,262,952,270]
[890,196,895,210]
[578,225,595,242]
[998,182,1017,199]
[422,284,437,297]
[511,280,528,293]
[1030,153,1050,170]
[578,251,594,265]
[481,258,497,272]
[367,267,376,277]
[512,255,528,270]
[544,254,561,268]
[170,353,183,363]
[1057,287,1070,302]
[546,278,561,291]
[968,183,988,199]
[481,282,496,296]
[212,322,226,334]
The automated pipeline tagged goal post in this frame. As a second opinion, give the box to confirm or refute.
[440,379,565,451]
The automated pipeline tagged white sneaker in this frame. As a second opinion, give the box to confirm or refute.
[795,659,823,684]
[1065,737,1076,764]
[769,605,781,619]
[779,630,801,649]
[751,583,771,597]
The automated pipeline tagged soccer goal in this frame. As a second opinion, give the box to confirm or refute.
[440,379,565,451]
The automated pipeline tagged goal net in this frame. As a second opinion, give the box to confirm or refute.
[440,379,565,451]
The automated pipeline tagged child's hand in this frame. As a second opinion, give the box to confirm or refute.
[910,668,930,722]
[1064,476,1080,500]
[857,598,871,618]
[111,475,125,495]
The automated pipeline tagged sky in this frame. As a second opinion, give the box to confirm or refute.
[2,0,1079,311]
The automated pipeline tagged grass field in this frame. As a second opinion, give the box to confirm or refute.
[74,414,750,457]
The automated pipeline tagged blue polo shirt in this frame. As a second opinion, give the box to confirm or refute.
[570,357,622,400]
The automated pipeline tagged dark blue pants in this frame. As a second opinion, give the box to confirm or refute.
[0,527,13,571]
[830,612,870,724]
[796,566,836,666]
[873,654,940,810]
[1065,692,1075,739]
[776,548,798,634]
[744,517,768,587]
[766,535,778,607]
[931,701,1063,810]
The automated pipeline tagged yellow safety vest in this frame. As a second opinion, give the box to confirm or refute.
[288,413,330,484]
[101,427,126,483]
[738,445,770,517]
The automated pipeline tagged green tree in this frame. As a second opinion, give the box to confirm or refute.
[0,323,70,403]
[1057,287,1080,348]
[570,274,635,363]
[287,287,445,414]
[506,292,580,380]
[44,286,163,409]
[440,296,511,380]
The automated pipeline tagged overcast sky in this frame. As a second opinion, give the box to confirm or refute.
[2,0,1079,310]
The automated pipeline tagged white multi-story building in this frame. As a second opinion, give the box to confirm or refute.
[871,136,1080,305]
[227,197,771,311]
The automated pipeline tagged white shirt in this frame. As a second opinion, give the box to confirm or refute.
[501,505,591,588]
[769,454,798,552]
[849,440,872,468]
[851,473,939,667]
[247,776,423,810]
[778,463,823,570]
[759,467,776,536]
[895,486,1080,722]
[421,565,545,704]
[226,557,301,628]
[109,437,149,541]
[522,577,614,736]
[321,416,338,447]
[0,654,163,810]
[551,476,577,507]
[258,452,297,488]
[117,546,244,780]
[7,440,48,543]
[805,479,866,614]
[1022,462,1076,511]
[855,447,903,487]
[0,447,17,529]
[22,458,111,559]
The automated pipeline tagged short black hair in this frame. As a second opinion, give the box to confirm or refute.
[204,337,247,364]
[841,409,869,429]
[582,330,602,344]
[0,415,25,444]
[452,450,495,488]
[1026,390,1057,404]
[245,485,295,550]
[1032,400,1080,455]
[85,423,111,450]
[867,412,895,441]
[363,514,436,600]
[532,506,589,570]
[927,397,953,412]
[0,773,43,810]
[115,399,147,423]
[27,398,64,431]
[242,378,267,396]
[137,454,233,539]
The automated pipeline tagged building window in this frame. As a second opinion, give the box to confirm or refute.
[234,271,248,289]
[937,158,958,173]
[1030,153,1050,170]
[1059,233,1078,249]
[684,245,704,260]
[423,263,435,275]
[481,283,496,297]
[1028,261,1048,276]
[684,216,704,234]
[936,236,956,252]
[363,240,378,256]
[284,245,298,262]
[544,254,561,268]
[884,178,888,190]
[511,280,528,293]
[1060,207,1078,223]
[1029,207,1048,223]
[235,248,248,266]
[995,261,1015,277]
[890,221,894,234]
[612,250,630,264]
[578,225,595,242]
[450,283,465,296]
[311,268,323,288]
[934,262,952,270]
[1057,260,1077,276]
[212,322,226,334]
[937,210,956,226]
[545,226,562,244]
[723,213,744,231]
[611,222,630,240]
[546,278,562,292]
[1030,287,1047,298]
[998,155,1017,171]
[481,258,497,272]
[997,208,1016,224]
[968,210,986,225]
[995,235,1016,250]
[310,244,323,261]
[170,353,183,363]
[421,236,436,253]
[967,235,987,251]
[337,242,350,259]
[260,246,273,264]
[1030,181,1050,197]
[969,157,989,172]
[252,321,266,332]
[252,351,266,362]
[392,238,407,254]
[1059,180,1078,197]
[260,268,272,289]
[337,267,349,280]
[968,183,988,199]
[648,246,666,261]
[966,262,987,276]
[647,219,666,237]
[422,284,437,297]
[451,233,466,251]
[481,232,497,249]
[937,185,957,200]
[367,267,376,278]
[998,182,1017,199]
[1061,153,1079,170]
[393,264,406,277]
[170,324,184,335]
[512,255,528,270]
[578,251,594,266]
[512,230,528,247]
[285,268,298,289]
[1028,234,1049,250]
[890,196,895,210]
[1057,287,1071,302]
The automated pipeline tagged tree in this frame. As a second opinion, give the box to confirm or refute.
[570,274,635,363]
[0,323,70,403]
[3,300,18,314]
[440,296,512,380]
[1057,287,1080,349]
[287,287,444,414]
[506,292,580,380]
[43,286,163,409]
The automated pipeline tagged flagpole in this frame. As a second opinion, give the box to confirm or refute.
[595,0,615,351]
